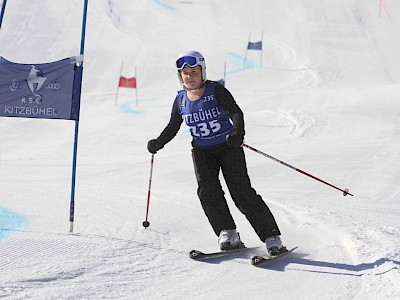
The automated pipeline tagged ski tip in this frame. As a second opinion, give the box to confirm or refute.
[252,246,298,266]
[251,256,267,265]
[189,246,251,261]
[189,250,204,259]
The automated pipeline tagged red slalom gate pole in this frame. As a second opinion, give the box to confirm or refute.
[242,143,353,197]
[142,154,155,228]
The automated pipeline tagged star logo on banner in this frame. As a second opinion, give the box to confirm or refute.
[26,65,47,95]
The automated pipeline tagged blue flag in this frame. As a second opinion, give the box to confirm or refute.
[247,41,262,50]
[0,56,82,120]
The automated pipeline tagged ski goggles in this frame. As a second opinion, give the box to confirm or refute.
[176,56,203,70]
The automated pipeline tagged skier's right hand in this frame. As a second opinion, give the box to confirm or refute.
[147,139,163,154]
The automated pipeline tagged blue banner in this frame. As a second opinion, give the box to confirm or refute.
[247,41,262,50]
[0,56,82,120]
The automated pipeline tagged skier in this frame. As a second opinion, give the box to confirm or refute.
[147,51,285,255]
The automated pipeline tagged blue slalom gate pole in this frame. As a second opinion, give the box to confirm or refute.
[0,0,8,30]
[69,0,89,233]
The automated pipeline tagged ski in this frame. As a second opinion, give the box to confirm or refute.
[251,246,298,267]
[189,246,259,261]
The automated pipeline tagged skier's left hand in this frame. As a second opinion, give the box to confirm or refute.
[226,130,244,148]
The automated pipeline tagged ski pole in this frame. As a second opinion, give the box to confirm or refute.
[242,143,353,196]
[142,153,155,228]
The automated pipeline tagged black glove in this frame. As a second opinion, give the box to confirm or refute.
[226,130,244,148]
[147,139,163,154]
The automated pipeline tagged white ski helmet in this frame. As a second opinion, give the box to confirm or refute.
[176,51,207,86]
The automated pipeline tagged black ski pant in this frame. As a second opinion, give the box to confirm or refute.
[191,143,281,242]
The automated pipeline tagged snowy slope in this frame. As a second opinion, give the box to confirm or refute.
[1,0,399,299]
